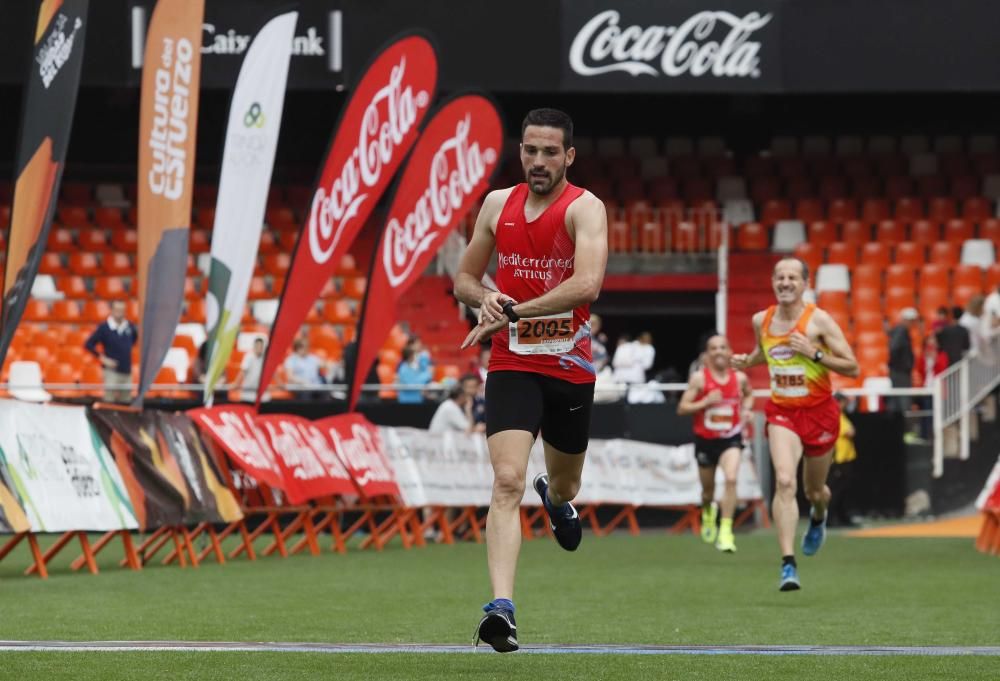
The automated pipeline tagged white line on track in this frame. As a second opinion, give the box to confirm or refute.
[0,641,998,656]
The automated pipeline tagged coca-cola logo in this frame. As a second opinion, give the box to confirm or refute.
[196,411,281,477]
[568,10,771,79]
[383,114,497,288]
[308,56,430,264]
[327,422,394,486]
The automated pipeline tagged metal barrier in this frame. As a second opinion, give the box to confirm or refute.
[932,335,1000,478]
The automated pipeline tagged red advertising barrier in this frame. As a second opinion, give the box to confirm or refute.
[316,413,400,499]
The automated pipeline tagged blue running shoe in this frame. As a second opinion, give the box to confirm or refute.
[475,600,518,652]
[533,473,582,551]
[779,563,801,591]
[802,509,827,556]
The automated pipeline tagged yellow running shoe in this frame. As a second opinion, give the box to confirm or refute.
[716,531,737,553]
[700,502,718,543]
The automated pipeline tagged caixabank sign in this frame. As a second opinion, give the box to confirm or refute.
[561,0,782,92]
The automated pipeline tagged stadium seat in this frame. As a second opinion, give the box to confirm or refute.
[857,344,889,367]
[772,220,806,252]
[324,300,354,325]
[944,218,975,243]
[840,220,869,248]
[638,220,666,253]
[46,228,75,252]
[195,206,216,230]
[189,230,210,254]
[875,219,905,245]
[672,222,699,252]
[247,276,269,300]
[951,176,980,201]
[103,252,134,276]
[980,218,1000,245]
[342,276,367,300]
[827,242,857,267]
[81,300,111,323]
[795,199,824,224]
[183,277,206,300]
[43,363,78,399]
[861,376,892,412]
[851,286,881,314]
[960,239,996,268]
[608,220,632,252]
[930,241,960,266]
[852,264,881,290]
[815,264,850,293]
[736,222,768,251]
[855,330,885,349]
[953,264,984,290]
[827,197,857,223]
[110,229,138,252]
[55,275,87,298]
[860,242,890,267]
[22,300,49,322]
[854,308,885,334]
[184,299,206,323]
[58,205,90,229]
[918,286,950,321]
[8,361,52,403]
[954,286,982,308]
[909,220,940,246]
[807,220,837,247]
[894,242,926,268]
[893,197,923,223]
[861,198,890,224]
[986,263,1000,292]
[792,243,822,275]
[761,199,791,226]
[79,229,111,252]
[927,197,956,224]
[68,252,101,277]
[962,197,991,223]
[885,176,913,200]
[51,299,82,322]
[918,263,949,290]
[94,206,123,229]
[33,253,64,276]
[648,176,678,202]
[749,176,780,203]
[261,253,291,277]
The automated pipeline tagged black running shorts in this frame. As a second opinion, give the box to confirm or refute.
[693,434,743,469]
[485,370,595,455]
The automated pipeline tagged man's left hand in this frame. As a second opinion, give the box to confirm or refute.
[789,331,816,359]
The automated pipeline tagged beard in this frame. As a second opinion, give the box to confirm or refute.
[525,164,566,196]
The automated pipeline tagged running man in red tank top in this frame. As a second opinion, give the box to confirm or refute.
[732,258,859,591]
[455,109,608,652]
[678,335,754,553]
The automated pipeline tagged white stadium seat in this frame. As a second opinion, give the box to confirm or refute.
[772,220,806,252]
[815,264,851,293]
[960,239,996,269]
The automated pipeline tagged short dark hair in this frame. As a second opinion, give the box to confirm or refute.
[459,372,481,385]
[521,108,573,149]
[774,257,809,282]
[952,305,964,320]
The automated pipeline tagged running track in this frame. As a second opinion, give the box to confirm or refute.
[1,641,997,656]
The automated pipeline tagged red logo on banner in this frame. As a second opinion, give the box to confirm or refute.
[348,95,503,409]
[316,414,400,498]
[189,405,285,491]
[258,35,438,405]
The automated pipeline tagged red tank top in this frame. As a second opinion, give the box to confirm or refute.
[489,182,595,383]
[692,367,743,440]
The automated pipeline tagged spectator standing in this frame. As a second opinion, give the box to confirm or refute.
[84,299,137,403]
[397,337,433,404]
[284,338,325,399]
[984,283,1000,330]
[959,295,986,356]
[590,313,609,371]
[235,337,268,403]
[937,305,971,365]
[887,308,918,412]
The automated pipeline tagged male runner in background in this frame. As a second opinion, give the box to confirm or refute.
[732,258,858,591]
[455,108,608,652]
[678,334,753,553]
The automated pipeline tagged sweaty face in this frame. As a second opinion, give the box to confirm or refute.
[706,336,732,371]
[772,260,807,304]
[520,125,574,196]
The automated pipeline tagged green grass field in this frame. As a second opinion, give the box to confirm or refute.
[0,527,997,679]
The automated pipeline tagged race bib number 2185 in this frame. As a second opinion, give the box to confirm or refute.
[509,311,574,355]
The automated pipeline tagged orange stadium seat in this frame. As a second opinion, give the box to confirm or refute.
[110,229,137,252]
[927,197,956,224]
[962,197,991,223]
[953,264,984,290]
[827,242,857,267]
[951,176,979,201]
[51,299,82,322]
[22,300,49,322]
[266,206,296,230]
[276,231,297,253]
[55,275,87,298]
[944,218,975,243]
[342,277,367,300]
[861,198,890,224]
[930,241,960,267]
[189,230,210,254]
[21,345,52,365]
[55,346,87,366]
[80,363,104,397]
[793,243,823,276]
[37,253,66,275]
[625,199,654,227]
[258,231,278,255]
[850,286,881,314]
[885,176,913,200]
[672,221,699,252]
[336,254,362,278]
[81,300,111,323]
[894,242,926,268]
[94,206,123,230]
[855,330,885,349]
[103,252,134,276]
[58,205,90,229]
[919,286,950,321]
[840,220,869,248]
[893,197,923,223]
[852,177,881,201]
[638,220,666,253]
[195,206,216,230]
[919,263,949,290]
[786,178,813,202]
[854,308,884,334]
[68,252,101,277]
[261,253,291,277]
[79,229,110,251]
[795,199,824,224]
[857,344,889,367]
[761,199,791,226]
[827,198,857,223]
[46,228,75,252]
[986,263,1000,292]
[749,176,780,203]
[909,220,940,246]
[860,242,890,268]
[247,276,269,300]
[608,220,632,252]
[818,176,848,202]
[44,363,78,399]
[807,220,837,247]
[184,299,206,323]
[324,300,354,325]
[126,299,140,320]
[737,223,768,251]
[980,218,1000,246]
[648,177,678,203]
[183,278,206,300]
[954,286,982,308]
[851,264,881,291]
[875,219,905,245]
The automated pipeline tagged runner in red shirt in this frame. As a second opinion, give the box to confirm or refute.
[455,108,608,652]
[678,335,753,553]
[732,258,859,591]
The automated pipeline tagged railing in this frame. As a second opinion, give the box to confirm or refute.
[932,335,1000,478]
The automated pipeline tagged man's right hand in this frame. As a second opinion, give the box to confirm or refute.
[100,356,117,369]
[731,353,750,370]
[478,291,514,324]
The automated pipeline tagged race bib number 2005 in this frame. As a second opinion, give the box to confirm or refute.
[509,311,574,355]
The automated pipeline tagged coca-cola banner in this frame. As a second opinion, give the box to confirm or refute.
[258,34,438,405]
[315,414,401,499]
[561,0,782,92]
[348,95,502,410]
[188,405,286,492]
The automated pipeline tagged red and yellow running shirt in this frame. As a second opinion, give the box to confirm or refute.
[760,304,832,408]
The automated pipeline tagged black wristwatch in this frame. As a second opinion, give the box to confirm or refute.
[502,301,520,323]
[813,349,825,362]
